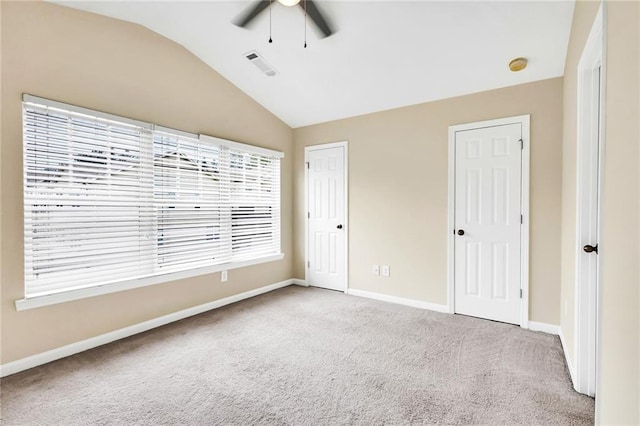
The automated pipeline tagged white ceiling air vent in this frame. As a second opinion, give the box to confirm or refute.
[244,50,277,77]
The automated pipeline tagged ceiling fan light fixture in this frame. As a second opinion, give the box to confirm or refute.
[234,0,334,39]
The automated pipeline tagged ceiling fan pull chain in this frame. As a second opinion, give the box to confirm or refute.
[269,0,273,43]
[303,0,307,48]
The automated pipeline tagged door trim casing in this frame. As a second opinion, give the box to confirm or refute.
[447,115,531,328]
[575,3,605,399]
[304,141,349,292]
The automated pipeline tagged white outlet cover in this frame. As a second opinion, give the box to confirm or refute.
[382,266,390,277]
[221,270,228,282]
[372,265,380,275]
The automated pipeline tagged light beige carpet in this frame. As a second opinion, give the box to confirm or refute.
[1,286,594,425]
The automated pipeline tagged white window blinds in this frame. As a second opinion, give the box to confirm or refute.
[154,131,223,273]
[23,96,282,299]
[228,146,281,261]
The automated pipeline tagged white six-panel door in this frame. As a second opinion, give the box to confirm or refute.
[307,145,346,291]
[454,123,523,324]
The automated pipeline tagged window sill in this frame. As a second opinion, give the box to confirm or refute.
[15,253,285,311]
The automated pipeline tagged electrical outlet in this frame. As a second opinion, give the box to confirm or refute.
[221,270,228,282]
[372,265,380,275]
[382,265,390,277]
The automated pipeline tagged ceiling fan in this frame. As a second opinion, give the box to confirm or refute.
[234,0,335,39]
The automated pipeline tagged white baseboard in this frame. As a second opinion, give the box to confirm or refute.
[0,279,294,378]
[346,288,449,313]
[0,281,568,380]
[528,321,560,335]
[559,327,576,386]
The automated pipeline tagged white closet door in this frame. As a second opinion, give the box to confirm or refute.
[454,123,522,324]
[307,146,346,292]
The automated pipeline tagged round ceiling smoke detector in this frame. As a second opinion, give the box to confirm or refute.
[509,58,528,72]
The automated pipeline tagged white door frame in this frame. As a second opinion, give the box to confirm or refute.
[304,141,349,292]
[574,3,605,398]
[447,115,531,328]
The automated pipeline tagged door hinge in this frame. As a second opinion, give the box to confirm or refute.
[519,139,524,150]
[307,212,310,219]
[307,261,310,268]
[306,162,310,169]
[520,289,523,299]
[521,214,523,224]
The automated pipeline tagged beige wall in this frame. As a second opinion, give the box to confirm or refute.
[560,1,640,423]
[0,1,294,364]
[559,0,600,370]
[597,1,640,423]
[293,78,564,325]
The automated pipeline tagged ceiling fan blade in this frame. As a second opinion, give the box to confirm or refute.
[302,0,335,38]
[233,0,272,28]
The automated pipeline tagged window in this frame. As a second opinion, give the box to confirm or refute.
[22,95,282,301]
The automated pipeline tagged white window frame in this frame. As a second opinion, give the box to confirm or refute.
[16,95,284,311]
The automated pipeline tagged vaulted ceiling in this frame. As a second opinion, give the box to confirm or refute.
[52,1,575,128]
